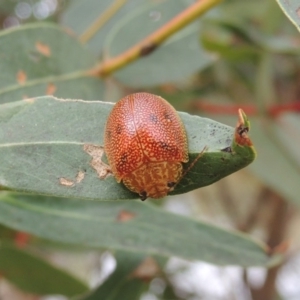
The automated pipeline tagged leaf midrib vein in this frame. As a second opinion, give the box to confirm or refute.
[0,70,91,96]
[0,141,85,148]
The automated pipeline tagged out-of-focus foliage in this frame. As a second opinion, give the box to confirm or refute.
[0,0,299,299]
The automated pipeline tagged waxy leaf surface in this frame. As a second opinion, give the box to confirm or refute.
[0,96,255,200]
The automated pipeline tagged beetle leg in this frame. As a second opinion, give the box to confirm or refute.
[167,181,175,187]
[139,191,148,201]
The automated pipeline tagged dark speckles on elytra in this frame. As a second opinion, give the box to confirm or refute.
[149,114,158,124]
[159,141,168,149]
[116,124,122,134]
[163,111,172,121]
[120,152,128,162]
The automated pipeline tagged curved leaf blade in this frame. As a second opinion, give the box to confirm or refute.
[105,0,213,87]
[276,0,300,31]
[0,194,272,267]
[0,96,255,200]
[0,23,104,104]
[0,242,88,296]
[80,252,150,300]
[63,0,213,87]
[61,0,142,53]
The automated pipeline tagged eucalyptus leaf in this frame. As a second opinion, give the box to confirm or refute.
[63,0,213,87]
[105,0,213,87]
[0,23,104,104]
[0,96,255,200]
[276,0,300,32]
[249,119,300,207]
[214,115,300,207]
[0,193,272,267]
[62,0,143,52]
[0,242,88,296]
[79,252,150,300]
[202,18,300,55]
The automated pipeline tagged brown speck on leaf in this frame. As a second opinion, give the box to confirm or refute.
[296,7,300,17]
[59,177,74,187]
[76,170,85,183]
[64,27,76,36]
[140,43,157,56]
[46,83,57,95]
[83,144,112,179]
[35,41,51,57]
[17,70,27,85]
[131,257,160,281]
[117,210,136,222]
[24,97,35,104]
[221,146,232,153]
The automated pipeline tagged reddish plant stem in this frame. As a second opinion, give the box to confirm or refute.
[193,101,300,117]
[14,232,31,248]
[95,0,222,76]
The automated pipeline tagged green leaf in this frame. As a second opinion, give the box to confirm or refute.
[0,193,272,267]
[249,118,300,206]
[80,252,151,300]
[213,115,300,207]
[0,96,255,200]
[276,0,300,32]
[0,1,18,14]
[202,18,300,57]
[106,0,213,87]
[0,23,104,104]
[61,0,142,53]
[63,0,214,87]
[0,242,88,296]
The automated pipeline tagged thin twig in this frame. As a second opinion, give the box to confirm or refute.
[95,0,222,76]
[79,0,126,44]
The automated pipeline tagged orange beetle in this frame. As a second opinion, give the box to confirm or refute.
[104,92,188,200]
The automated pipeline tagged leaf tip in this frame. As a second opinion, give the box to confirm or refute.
[234,109,253,147]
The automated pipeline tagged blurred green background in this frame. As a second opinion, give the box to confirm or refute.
[0,0,300,299]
